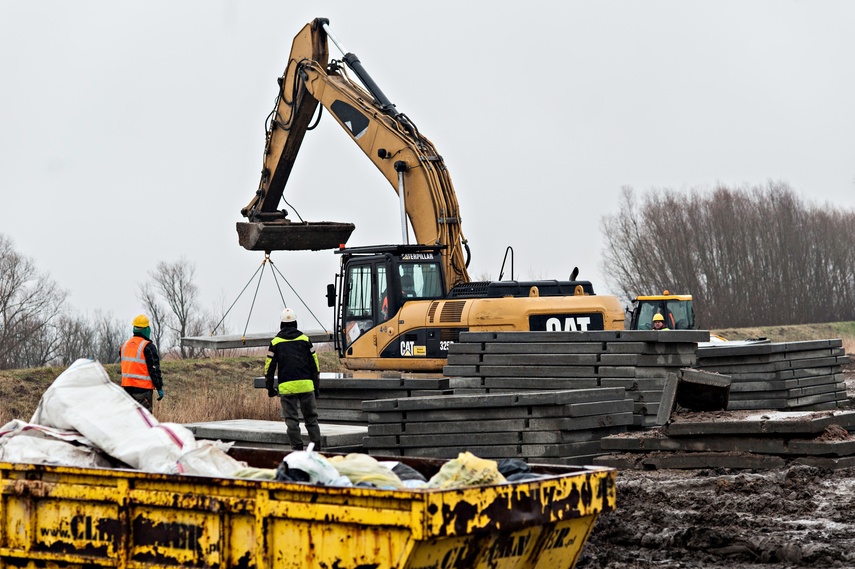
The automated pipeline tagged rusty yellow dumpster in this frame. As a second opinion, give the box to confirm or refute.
[0,450,615,568]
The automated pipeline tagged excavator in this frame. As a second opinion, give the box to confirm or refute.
[238,18,625,371]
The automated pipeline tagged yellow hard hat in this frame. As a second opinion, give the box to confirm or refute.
[652,313,665,322]
[133,314,150,328]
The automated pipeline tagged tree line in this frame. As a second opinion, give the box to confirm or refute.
[600,182,855,329]
[0,234,217,370]
[5,182,853,368]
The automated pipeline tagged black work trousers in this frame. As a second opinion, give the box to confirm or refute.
[280,392,321,451]
[125,388,153,413]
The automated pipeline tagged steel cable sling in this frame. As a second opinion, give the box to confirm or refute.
[210,254,327,344]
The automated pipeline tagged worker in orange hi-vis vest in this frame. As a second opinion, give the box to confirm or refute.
[120,314,164,413]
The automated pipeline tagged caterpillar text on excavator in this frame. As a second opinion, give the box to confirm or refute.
[239,18,625,372]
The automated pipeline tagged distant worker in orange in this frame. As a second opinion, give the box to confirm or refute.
[652,313,670,331]
[120,314,164,412]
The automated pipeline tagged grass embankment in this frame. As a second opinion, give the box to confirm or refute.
[0,351,344,426]
[1,324,852,426]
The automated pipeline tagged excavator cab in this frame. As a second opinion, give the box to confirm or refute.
[629,291,696,330]
[329,245,447,354]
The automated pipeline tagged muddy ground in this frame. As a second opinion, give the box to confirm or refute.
[578,364,855,569]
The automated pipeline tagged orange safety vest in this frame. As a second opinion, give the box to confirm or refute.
[121,336,154,389]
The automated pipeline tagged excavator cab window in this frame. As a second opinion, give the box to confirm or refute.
[634,301,674,330]
[635,302,658,330]
[343,263,377,346]
[377,265,390,321]
[666,299,695,329]
[398,262,443,301]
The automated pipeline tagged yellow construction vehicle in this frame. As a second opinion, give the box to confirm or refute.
[628,290,696,330]
[239,18,625,371]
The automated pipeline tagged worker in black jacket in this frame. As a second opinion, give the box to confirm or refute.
[264,308,321,450]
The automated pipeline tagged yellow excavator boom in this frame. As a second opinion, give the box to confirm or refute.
[241,18,469,289]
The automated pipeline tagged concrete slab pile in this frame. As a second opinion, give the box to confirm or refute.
[444,330,710,428]
[361,387,633,465]
[315,377,453,424]
[594,409,855,470]
[252,375,452,425]
[185,419,367,452]
[696,340,849,411]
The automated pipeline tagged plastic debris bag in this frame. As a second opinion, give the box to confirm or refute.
[328,454,404,489]
[232,467,277,480]
[386,461,428,483]
[177,441,247,477]
[426,452,507,489]
[496,458,546,482]
[275,444,351,486]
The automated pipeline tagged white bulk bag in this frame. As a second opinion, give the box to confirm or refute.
[30,358,195,473]
[0,419,112,469]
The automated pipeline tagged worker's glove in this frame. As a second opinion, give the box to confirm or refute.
[156,389,164,401]
[314,389,321,400]
[267,387,278,398]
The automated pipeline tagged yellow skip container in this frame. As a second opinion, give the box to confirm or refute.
[0,449,615,569]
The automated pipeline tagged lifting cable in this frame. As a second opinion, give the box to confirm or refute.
[210,253,327,344]
[267,257,327,331]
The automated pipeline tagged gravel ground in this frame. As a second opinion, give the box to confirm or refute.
[577,367,855,569]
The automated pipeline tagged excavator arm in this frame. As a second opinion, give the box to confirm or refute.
[240,18,470,288]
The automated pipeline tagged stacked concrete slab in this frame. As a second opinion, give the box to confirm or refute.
[595,410,855,470]
[444,330,710,427]
[254,374,452,425]
[314,376,453,425]
[362,387,633,465]
[696,340,849,411]
[185,419,367,453]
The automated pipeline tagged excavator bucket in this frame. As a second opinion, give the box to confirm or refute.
[236,221,355,251]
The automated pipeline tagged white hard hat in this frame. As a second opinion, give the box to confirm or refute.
[280,307,297,323]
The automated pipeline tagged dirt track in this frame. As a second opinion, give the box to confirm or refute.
[578,367,855,569]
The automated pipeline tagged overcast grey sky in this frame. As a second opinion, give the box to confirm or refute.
[2,1,854,335]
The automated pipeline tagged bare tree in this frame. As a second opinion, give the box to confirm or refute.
[43,310,127,366]
[92,310,126,364]
[53,314,96,366]
[141,258,201,359]
[0,235,67,369]
[137,282,170,349]
[601,183,855,328]
[14,314,64,368]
